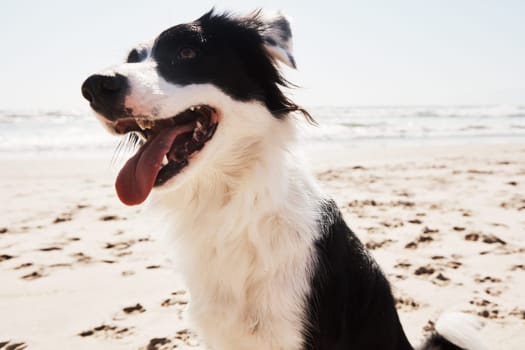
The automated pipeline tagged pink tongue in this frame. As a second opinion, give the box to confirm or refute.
[115,126,192,206]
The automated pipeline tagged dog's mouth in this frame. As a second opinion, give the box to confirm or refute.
[111,105,218,205]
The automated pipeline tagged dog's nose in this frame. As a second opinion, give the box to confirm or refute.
[81,73,128,120]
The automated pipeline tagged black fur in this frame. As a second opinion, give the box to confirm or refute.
[305,200,471,350]
[420,334,465,350]
[152,10,312,121]
[126,46,148,63]
[305,200,413,350]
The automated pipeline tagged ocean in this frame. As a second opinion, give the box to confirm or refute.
[1,105,524,158]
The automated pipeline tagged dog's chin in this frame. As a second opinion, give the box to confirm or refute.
[108,105,219,206]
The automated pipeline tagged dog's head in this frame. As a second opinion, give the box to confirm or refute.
[81,10,310,206]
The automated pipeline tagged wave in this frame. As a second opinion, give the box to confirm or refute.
[1,106,524,156]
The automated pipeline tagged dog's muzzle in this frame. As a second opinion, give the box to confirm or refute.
[81,73,128,121]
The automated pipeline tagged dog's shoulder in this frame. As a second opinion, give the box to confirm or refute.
[303,199,413,349]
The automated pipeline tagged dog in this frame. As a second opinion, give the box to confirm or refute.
[81,10,486,350]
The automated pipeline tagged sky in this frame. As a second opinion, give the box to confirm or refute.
[1,0,524,112]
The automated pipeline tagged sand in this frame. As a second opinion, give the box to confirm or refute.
[1,143,524,349]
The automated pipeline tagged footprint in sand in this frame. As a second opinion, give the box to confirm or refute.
[467,169,493,175]
[15,256,71,280]
[475,275,502,283]
[70,252,93,264]
[141,329,200,349]
[161,291,189,320]
[404,228,437,249]
[21,270,46,280]
[433,273,450,285]
[405,241,418,249]
[78,324,133,339]
[464,232,506,245]
[393,190,413,198]
[428,256,461,285]
[459,209,472,217]
[52,212,73,224]
[161,290,188,308]
[0,341,27,350]
[482,235,506,245]
[112,303,146,321]
[0,254,15,263]
[379,218,404,228]
[365,239,394,250]
[500,195,525,211]
[143,337,171,350]
[395,296,421,311]
[48,263,72,269]
[412,264,451,285]
[469,297,502,320]
[464,233,480,241]
[394,261,411,269]
[414,266,435,276]
[13,262,33,270]
[100,215,125,221]
[35,235,78,254]
[39,246,62,252]
[104,237,152,258]
[122,303,146,315]
[174,329,198,345]
[484,286,503,296]
[104,240,134,250]
[509,308,525,320]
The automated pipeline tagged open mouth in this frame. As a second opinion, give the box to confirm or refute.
[112,105,218,205]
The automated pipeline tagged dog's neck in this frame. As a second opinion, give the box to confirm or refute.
[151,107,320,226]
[148,111,324,349]
[149,109,323,259]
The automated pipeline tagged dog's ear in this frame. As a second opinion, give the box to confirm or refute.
[261,13,296,69]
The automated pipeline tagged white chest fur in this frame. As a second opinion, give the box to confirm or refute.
[152,149,322,350]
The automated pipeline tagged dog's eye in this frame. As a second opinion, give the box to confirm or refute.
[178,47,196,60]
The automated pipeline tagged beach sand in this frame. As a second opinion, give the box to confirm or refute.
[1,143,524,349]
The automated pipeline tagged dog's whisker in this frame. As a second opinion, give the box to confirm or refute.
[111,132,143,166]
[110,138,124,166]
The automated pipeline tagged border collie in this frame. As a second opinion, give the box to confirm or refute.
[81,10,486,350]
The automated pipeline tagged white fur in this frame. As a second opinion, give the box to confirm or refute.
[261,13,296,68]
[435,312,489,350]
[152,107,323,349]
[111,69,326,349]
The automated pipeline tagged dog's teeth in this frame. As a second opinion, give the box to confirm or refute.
[162,155,168,166]
[196,121,203,130]
[190,107,195,112]
[136,118,155,130]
